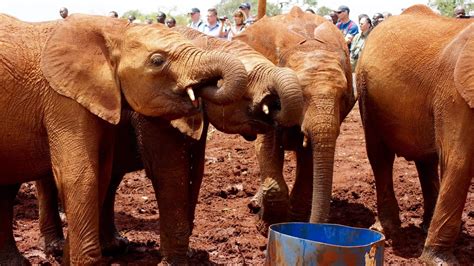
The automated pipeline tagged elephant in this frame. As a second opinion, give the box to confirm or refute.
[356,5,473,264]
[34,27,304,264]
[233,6,356,230]
[0,14,249,265]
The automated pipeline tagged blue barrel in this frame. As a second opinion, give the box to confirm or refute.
[266,223,385,266]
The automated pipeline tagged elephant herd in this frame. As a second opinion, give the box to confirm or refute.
[0,4,471,265]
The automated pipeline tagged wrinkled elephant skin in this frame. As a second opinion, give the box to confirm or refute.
[35,28,304,264]
[356,5,473,265]
[234,6,356,232]
[0,14,247,265]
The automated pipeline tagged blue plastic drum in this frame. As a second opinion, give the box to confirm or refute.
[266,223,385,266]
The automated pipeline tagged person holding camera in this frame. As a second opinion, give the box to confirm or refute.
[225,9,247,40]
[203,8,227,39]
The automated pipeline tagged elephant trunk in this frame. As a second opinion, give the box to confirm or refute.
[271,67,304,127]
[197,51,248,105]
[307,96,339,223]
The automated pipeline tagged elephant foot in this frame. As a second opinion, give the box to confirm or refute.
[371,217,401,239]
[39,235,65,257]
[255,198,290,236]
[248,187,263,213]
[101,232,129,256]
[420,246,458,266]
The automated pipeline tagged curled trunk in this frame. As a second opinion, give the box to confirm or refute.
[197,51,248,105]
[271,67,304,127]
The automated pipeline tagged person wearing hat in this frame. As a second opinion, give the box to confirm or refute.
[187,7,205,32]
[239,2,255,25]
[335,5,359,49]
[157,11,166,24]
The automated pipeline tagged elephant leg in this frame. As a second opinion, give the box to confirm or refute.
[365,134,399,237]
[254,130,289,235]
[100,120,141,256]
[36,176,65,257]
[288,144,313,222]
[48,126,113,265]
[139,119,192,264]
[421,150,471,264]
[0,184,29,265]
[414,154,440,232]
[187,123,208,232]
[100,171,129,256]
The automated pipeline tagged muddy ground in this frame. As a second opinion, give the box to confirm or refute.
[14,105,473,265]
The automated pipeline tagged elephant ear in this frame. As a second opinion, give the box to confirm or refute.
[170,112,204,140]
[453,25,474,108]
[41,14,125,124]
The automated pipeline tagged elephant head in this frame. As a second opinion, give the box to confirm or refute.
[235,7,356,223]
[40,14,248,124]
[172,27,304,141]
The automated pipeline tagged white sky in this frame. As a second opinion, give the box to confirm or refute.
[1,0,430,22]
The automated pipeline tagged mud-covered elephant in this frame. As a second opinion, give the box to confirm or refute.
[0,14,248,264]
[356,5,473,264]
[233,6,356,229]
[35,27,304,264]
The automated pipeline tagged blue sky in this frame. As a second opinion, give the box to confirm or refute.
[0,0,430,22]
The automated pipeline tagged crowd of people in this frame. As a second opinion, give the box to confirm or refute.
[185,2,255,40]
[57,3,471,65]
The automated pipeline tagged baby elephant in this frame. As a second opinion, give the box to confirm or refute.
[34,27,304,264]
[357,5,473,265]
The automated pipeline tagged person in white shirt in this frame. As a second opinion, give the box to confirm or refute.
[225,9,247,40]
[187,8,204,32]
[203,8,227,39]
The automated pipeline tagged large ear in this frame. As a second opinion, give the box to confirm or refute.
[41,14,126,124]
[170,112,204,140]
[453,25,474,108]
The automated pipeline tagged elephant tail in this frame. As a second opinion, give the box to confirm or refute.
[356,68,369,126]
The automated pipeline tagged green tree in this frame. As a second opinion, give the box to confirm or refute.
[216,0,282,18]
[121,10,148,21]
[428,0,473,16]
[316,6,332,16]
[304,0,318,7]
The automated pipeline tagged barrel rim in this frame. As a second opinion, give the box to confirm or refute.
[268,222,386,248]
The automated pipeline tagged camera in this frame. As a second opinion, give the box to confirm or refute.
[218,16,227,21]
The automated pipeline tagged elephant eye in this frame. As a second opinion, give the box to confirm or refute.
[150,54,165,67]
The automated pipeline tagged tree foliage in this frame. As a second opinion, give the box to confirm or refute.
[428,0,473,16]
[316,6,332,16]
[121,10,188,25]
[216,0,282,18]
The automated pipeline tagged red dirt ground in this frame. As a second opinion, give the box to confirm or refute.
[14,105,473,265]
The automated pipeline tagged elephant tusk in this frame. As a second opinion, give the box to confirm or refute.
[262,104,270,115]
[186,88,199,108]
[302,135,309,148]
[186,88,196,102]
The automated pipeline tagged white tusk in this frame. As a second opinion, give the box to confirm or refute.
[186,88,196,102]
[262,104,269,115]
[302,135,309,148]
